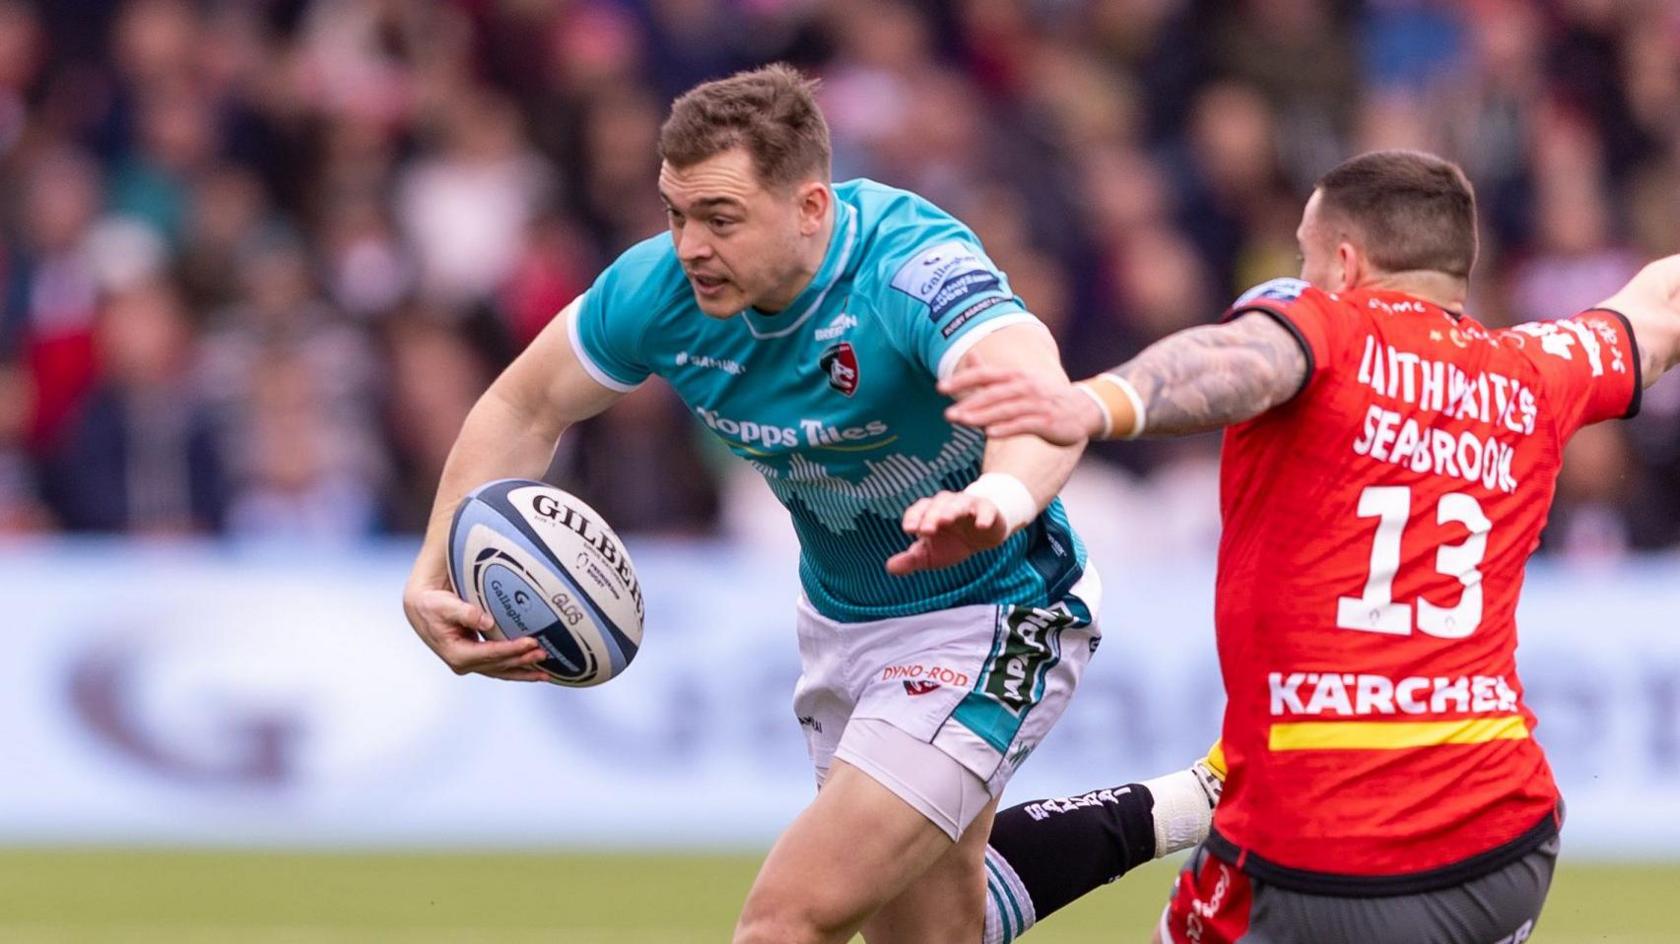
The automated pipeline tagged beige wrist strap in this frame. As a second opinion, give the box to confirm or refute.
[1074,373,1146,440]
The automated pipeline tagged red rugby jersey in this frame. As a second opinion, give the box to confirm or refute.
[1207,278,1641,892]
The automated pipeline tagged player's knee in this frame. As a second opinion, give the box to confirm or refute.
[942,858,989,921]
[942,870,990,940]
[733,892,852,944]
[733,912,847,944]
[942,889,987,942]
[871,856,987,943]
[732,915,816,944]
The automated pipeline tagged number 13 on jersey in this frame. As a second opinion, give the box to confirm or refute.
[1336,485,1492,639]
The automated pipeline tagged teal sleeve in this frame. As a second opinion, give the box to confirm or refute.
[566,245,664,391]
[876,227,1036,378]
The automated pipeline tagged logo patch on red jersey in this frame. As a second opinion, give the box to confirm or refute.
[820,342,859,396]
[1233,277,1308,307]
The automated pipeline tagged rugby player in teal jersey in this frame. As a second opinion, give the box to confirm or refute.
[402,65,1210,943]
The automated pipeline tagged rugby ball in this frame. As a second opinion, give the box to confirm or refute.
[448,479,644,686]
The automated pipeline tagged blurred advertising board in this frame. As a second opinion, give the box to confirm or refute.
[1,540,1677,856]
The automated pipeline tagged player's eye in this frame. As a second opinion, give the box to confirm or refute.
[710,218,737,233]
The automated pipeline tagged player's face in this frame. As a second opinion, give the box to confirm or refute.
[659,148,826,318]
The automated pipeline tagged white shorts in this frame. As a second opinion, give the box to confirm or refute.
[793,568,1102,839]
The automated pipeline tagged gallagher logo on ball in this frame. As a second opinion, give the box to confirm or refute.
[819,342,859,397]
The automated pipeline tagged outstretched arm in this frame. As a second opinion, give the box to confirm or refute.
[1106,310,1309,436]
[1599,254,1680,387]
[942,312,1308,444]
[887,322,1085,575]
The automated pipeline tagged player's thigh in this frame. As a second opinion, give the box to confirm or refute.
[734,758,959,944]
[861,799,997,944]
[853,731,998,944]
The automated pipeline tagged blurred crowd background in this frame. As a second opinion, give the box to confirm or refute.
[1,0,1677,563]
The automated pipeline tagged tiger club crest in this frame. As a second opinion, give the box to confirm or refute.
[819,342,859,397]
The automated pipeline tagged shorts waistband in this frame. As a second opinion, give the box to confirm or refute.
[1206,805,1562,897]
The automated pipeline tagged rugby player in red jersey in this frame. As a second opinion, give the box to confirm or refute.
[950,150,1680,943]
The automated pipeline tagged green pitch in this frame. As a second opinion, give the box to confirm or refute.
[0,850,1674,943]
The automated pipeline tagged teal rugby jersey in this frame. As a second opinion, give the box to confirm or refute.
[568,178,1086,622]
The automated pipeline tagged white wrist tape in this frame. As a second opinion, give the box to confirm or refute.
[1076,383,1115,439]
[964,472,1039,533]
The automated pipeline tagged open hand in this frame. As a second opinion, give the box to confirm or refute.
[886,490,1010,575]
[940,366,1101,446]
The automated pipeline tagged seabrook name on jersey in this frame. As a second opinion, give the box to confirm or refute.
[1348,336,1539,494]
[1351,408,1519,493]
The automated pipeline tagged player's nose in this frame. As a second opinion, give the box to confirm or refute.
[674,223,713,262]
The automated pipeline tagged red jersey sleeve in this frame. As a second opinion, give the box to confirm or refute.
[1221,278,1356,401]
[1499,309,1642,440]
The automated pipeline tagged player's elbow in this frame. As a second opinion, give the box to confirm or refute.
[1615,255,1680,314]
[1618,258,1680,379]
[1644,316,1680,381]
[1640,253,1680,288]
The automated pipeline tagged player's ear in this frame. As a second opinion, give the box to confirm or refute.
[796,181,829,236]
[1334,240,1365,292]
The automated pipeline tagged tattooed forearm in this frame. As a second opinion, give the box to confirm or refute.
[1113,312,1309,436]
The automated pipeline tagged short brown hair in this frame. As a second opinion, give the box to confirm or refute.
[659,63,831,188]
[1315,150,1478,279]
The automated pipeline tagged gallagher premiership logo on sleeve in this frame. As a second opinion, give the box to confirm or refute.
[1233,277,1308,307]
[891,240,1002,321]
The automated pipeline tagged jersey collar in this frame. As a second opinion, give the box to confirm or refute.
[741,197,858,340]
[1367,288,1464,322]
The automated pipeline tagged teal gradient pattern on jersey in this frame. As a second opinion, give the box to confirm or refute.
[569,178,1086,622]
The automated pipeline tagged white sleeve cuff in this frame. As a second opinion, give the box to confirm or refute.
[564,293,640,393]
[936,312,1043,379]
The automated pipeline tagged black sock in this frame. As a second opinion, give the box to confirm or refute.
[985,783,1157,921]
